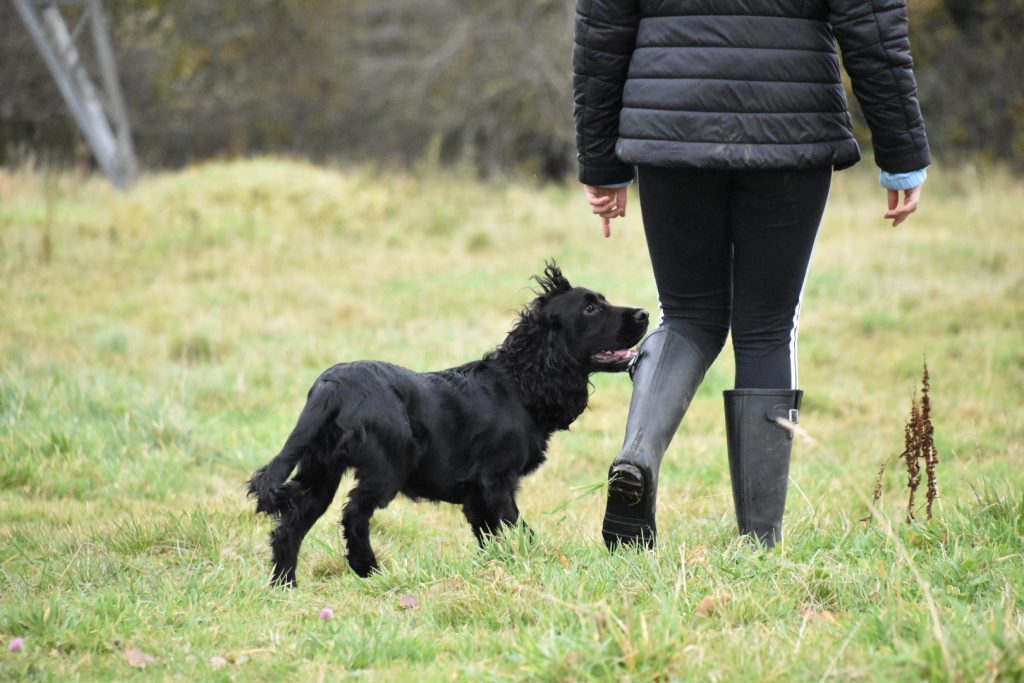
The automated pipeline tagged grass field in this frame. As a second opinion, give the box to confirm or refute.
[1,158,1022,681]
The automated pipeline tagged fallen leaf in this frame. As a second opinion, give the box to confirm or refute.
[124,647,157,668]
[696,593,733,617]
[398,593,420,609]
[696,596,716,616]
[556,549,571,569]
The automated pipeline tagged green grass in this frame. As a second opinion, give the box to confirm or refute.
[1,159,1022,681]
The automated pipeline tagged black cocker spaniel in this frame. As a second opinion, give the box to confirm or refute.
[248,262,648,585]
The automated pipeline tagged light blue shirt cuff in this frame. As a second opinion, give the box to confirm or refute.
[598,180,633,189]
[880,168,928,191]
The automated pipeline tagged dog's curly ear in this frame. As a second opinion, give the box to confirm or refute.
[532,260,572,296]
[494,308,588,431]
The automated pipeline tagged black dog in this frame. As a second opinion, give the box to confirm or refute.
[248,262,648,585]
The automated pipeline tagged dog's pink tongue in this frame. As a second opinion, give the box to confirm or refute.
[594,349,635,362]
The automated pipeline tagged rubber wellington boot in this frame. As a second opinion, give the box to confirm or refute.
[602,327,707,549]
[723,389,803,548]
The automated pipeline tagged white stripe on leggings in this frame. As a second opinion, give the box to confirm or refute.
[789,302,803,390]
[788,185,830,390]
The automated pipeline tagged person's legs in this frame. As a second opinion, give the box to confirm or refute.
[729,167,832,389]
[638,166,733,365]
[724,167,831,546]
[602,166,732,549]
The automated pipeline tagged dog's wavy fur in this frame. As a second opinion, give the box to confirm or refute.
[248,262,648,585]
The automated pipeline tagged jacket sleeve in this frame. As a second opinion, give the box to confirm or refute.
[828,0,931,173]
[573,0,641,185]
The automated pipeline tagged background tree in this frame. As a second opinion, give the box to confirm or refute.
[2,0,1021,176]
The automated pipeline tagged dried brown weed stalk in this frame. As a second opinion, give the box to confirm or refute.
[865,359,940,522]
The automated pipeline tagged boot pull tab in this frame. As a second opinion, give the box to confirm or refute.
[766,403,800,440]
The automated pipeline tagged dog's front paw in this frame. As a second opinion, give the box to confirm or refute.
[270,567,298,588]
[347,553,380,578]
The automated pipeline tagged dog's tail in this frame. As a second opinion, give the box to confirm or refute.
[247,379,344,516]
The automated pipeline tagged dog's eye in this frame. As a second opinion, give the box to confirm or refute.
[584,303,599,315]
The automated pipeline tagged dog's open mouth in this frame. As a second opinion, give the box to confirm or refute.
[591,348,639,366]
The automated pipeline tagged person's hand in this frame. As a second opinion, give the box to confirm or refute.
[884,185,922,227]
[584,185,627,238]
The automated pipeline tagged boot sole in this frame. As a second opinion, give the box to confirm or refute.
[602,464,656,550]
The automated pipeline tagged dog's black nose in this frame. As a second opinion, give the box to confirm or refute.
[634,309,649,324]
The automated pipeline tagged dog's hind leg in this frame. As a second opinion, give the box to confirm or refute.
[340,466,399,578]
[269,464,344,587]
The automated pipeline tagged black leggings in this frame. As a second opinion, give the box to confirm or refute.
[636,165,832,389]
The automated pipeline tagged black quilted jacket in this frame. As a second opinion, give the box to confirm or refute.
[573,0,932,185]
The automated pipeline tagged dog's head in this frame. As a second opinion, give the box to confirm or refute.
[529,261,649,373]
[488,261,649,430]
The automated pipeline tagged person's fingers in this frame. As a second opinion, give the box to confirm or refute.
[885,204,909,226]
[896,198,918,226]
[584,184,629,235]
[888,205,913,226]
[895,207,915,226]
[905,186,922,212]
[885,193,905,225]
[885,187,922,226]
